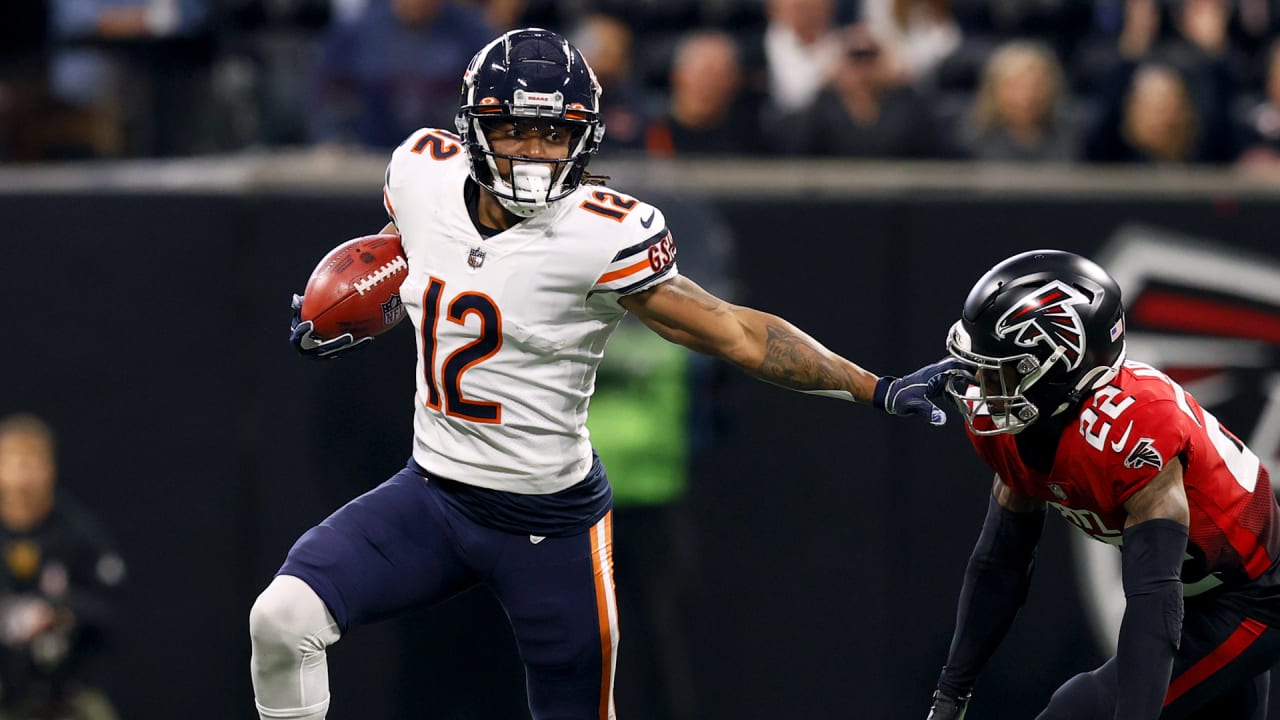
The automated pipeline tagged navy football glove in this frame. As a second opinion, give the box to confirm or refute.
[872,357,963,426]
[289,293,373,359]
[927,690,970,720]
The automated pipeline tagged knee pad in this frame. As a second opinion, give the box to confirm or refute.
[249,575,341,719]
[250,575,340,662]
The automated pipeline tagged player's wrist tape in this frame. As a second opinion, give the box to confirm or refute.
[801,389,857,403]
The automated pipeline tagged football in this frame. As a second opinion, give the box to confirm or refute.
[300,234,409,340]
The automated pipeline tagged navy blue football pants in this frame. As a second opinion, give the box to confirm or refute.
[1037,599,1280,720]
[278,466,619,720]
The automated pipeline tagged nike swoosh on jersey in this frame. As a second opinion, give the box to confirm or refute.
[640,210,656,228]
[529,535,546,544]
[1111,421,1134,453]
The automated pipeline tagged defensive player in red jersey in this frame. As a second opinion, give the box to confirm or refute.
[926,250,1280,720]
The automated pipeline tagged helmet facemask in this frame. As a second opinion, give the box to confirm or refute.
[946,321,1127,436]
[946,321,1051,435]
[460,113,598,217]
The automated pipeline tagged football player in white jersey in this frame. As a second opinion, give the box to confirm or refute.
[250,28,958,720]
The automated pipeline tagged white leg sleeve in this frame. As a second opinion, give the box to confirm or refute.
[249,575,342,720]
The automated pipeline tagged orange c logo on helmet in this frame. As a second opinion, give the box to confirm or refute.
[479,96,499,105]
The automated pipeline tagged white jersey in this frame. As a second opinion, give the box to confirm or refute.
[383,128,679,494]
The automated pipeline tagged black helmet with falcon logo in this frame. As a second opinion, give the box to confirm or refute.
[945,249,1128,435]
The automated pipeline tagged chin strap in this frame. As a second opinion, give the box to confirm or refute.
[1049,343,1127,418]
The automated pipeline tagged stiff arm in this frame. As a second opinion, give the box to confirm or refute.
[619,275,880,403]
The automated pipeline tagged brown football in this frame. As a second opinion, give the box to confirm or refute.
[300,234,409,340]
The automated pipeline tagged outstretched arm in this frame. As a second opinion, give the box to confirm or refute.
[620,275,877,399]
[620,275,956,422]
[929,476,1045,719]
[1115,458,1189,719]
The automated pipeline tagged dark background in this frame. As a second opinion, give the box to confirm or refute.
[4,166,1279,719]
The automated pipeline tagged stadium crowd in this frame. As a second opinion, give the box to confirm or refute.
[3,0,1280,173]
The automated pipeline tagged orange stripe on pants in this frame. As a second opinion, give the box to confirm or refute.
[590,511,617,720]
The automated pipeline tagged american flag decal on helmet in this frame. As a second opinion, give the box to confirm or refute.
[1123,437,1164,471]
[995,280,1090,370]
[1109,317,1124,341]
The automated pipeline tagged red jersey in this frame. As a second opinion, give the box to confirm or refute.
[969,361,1280,595]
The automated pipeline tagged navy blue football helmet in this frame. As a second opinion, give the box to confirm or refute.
[456,28,605,217]
[945,250,1127,435]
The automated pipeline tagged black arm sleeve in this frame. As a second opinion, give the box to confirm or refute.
[936,494,1045,699]
[1115,518,1187,720]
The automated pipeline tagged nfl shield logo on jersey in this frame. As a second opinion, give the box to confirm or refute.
[468,247,487,269]
[381,293,405,327]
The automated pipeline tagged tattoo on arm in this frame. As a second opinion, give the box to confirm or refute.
[754,324,859,392]
[625,277,876,400]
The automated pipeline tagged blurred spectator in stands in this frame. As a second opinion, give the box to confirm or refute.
[1165,0,1249,110]
[645,31,763,157]
[1236,39,1280,176]
[216,0,332,149]
[0,414,124,720]
[474,0,528,29]
[782,24,957,158]
[45,0,211,157]
[1227,0,1277,89]
[0,1,49,161]
[762,0,844,114]
[961,40,1078,162]
[1082,0,1236,165]
[862,0,961,81]
[308,0,493,149]
[1086,61,1232,163]
[943,0,1090,93]
[572,13,649,151]
[1076,0,1246,96]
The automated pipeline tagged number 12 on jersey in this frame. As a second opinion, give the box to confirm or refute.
[421,276,503,424]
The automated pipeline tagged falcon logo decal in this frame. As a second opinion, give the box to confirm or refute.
[995,280,1090,370]
[1123,437,1164,471]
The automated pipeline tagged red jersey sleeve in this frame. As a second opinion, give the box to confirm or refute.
[1100,398,1195,506]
